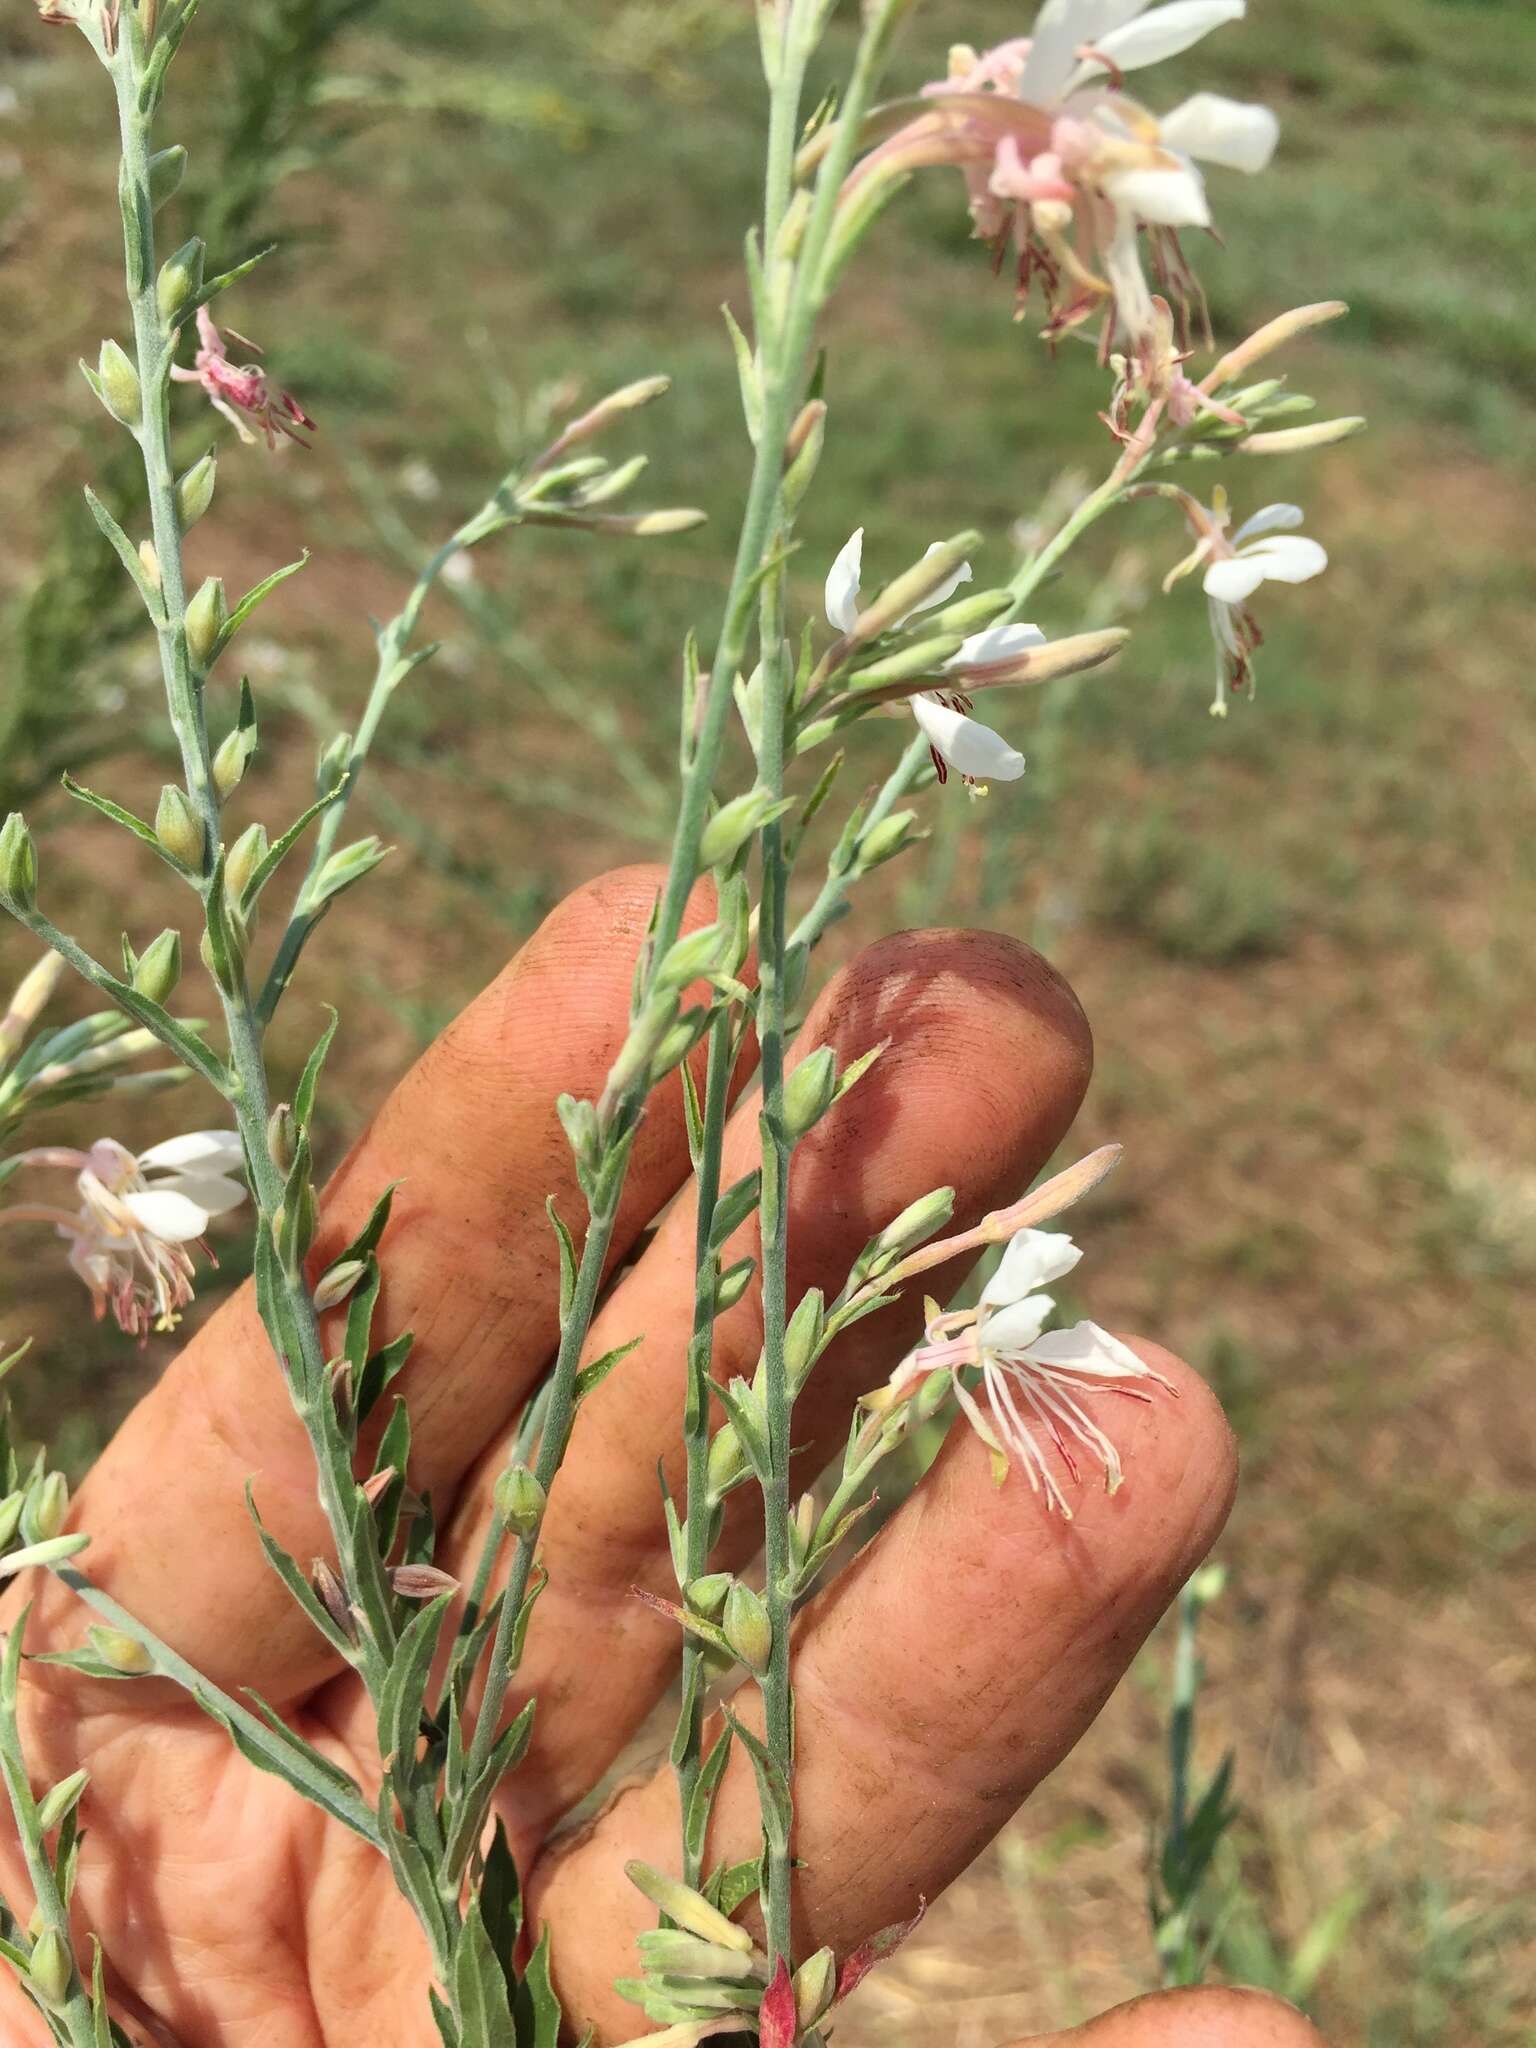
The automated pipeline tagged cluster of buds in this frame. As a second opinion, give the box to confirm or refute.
[490,376,707,541]
[0,953,186,1147]
[0,1459,90,1588]
[616,1862,923,2047]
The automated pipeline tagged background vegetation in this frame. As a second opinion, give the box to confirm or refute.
[1,1,1532,2042]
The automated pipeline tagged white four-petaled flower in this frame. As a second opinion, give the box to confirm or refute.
[6,1130,246,1339]
[1199,501,1327,713]
[825,527,1042,788]
[892,1226,1171,1516]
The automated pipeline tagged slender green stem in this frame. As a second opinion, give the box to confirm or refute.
[0,1661,95,2044]
[1006,471,1128,620]
[674,1012,736,1887]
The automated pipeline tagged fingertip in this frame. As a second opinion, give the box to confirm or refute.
[794,927,1093,1229]
[1027,1985,1332,2047]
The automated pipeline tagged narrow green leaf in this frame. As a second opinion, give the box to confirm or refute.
[82,487,159,612]
[59,776,162,856]
[294,1007,339,1129]
[193,1685,373,1840]
[452,1896,513,2042]
[512,1927,564,2048]
[245,1485,355,1658]
[684,1725,733,1869]
[242,787,347,908]
[573,1335,643,1401]
[545,1197,577,1323]
[478,1818,523,1987]
[188,242,276,318]
[355,1329,413,1427]
[223,551,310,640]
[379,1591,454,1778]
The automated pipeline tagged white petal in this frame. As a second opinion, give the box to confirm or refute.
[1232,501,1305,543]
[1025,1319,1156,1379]
[122,1188,211,1243]
[946,621,1047,670]
[1238,534,1328,584]
[1160,93,1279,174]
[825,527,864,633]
[980,1294,1056,1354]
[903,541,975,620]
[158,1172,247,1218]
[911,695,1026,782]
[1103,160,1210,228]
[138,1129,244,1172]
[1021,0,1155,104]
[1090,0,1246,76]
[982,1227,1083,1307]
[1202,555,1268,604]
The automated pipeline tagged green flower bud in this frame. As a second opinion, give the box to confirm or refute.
[851,529,979,642]
[130,927,182,1005]
[87,1625,154,1675]
[212,725,254,799]
[783,1287,825,1394]
[156,236,205,325]
[154,784,205,869]
[312,1257,367,1314]
[224,821,269,902]
[873,1186,956,1263]
[0,813,38,908]
[706,1422,747,1499]
[96,338,142,425]
[685,1572,732,1617]
[147,144,187,211]
[722,1580,773,1674]
[266,1102,297,1176]
[914,1366,953,1422]
[184,576,227,669]
[23,1470,68,1544]
[654,922,728,991]
[854,809,919,873]
[698,786,791,870]
[25,1928,72,2013]
[175,449,217,529]
[714,1256,755,1314]
[35,1769,89,1836]
[0,1492,23,1548]
[624,1862,754,1954]
[493,1464,546,1538]
[316,731,353,797]
[782,1044,837,1141]
[794,1946,837,2028]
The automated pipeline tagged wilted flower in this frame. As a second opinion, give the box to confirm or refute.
[4,1130,245,1338]
[825,527,1038,788]
[889,1226,1171,1516]
[170,308,315,449]
[1164,490,1327,712]
[852,0,1277,347]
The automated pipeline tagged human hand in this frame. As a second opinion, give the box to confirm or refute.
[0,867,1326,2048]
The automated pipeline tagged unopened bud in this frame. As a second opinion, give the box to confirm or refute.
[1205,301,1348,389]
[707,1422,747,1497]
[793,1946,837,2027]
[138,538,162,589]
[852,531,978,642]
[783,398,827,512]
[156,236,205,325]
[391,1563,458,1600]
[601,507,708,537]
[96,338,142,424]
[698,786,789,870]
[130,927,182,1004]
[914,1366,953,1422]
[874,1187,956,1262]
[715,1257,755,1313]
[266,1102,297,1176]
[493,1464,546,1538]
[930,586,1015,636]
[685,1572,732,1617]
[175,450,217,528]
[574,454,648,506]
[184,576,227,667]
[154,784,204,869]
[24,1471,68,1544]
[147,144,187,211]
[781,1044,837,1140]
[87,1625,153,1675]
[624,1861,755,1953]
[536,375,672,467]
[1239,416,1366,455]
[855,809,919,871]
[212,726,253,799]
[36,1769,89,1836]
[25,1928,71,2012]
[655,922,728,991]
[224,821,268,902]
[847,633,965,690]
[0,813,38,908]
[783,1288,824,1392]
[0,1493,22,1548]
[722,1580,773,1674]
[312,1257,367,1314]
[317,731,353,796]
[793,1491,817,1555]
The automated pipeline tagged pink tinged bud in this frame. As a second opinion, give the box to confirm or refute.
[1204,301,1349,391]
[835,1899,928,2005]
[391,1563,458,1600]
[1238,417,1366,454]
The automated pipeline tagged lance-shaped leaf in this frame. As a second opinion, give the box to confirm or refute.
[193,1684,375,1841]
[720,1706,790,1854]
[82,487,162,615]
[378,1590,455,1777]
[221,551,310,642]
[241,787,347,909]
[245,1485,356,1659]
[512,1927,565,2048]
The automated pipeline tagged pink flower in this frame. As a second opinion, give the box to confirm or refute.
[171,307,315,449]
[845,2,1277,349]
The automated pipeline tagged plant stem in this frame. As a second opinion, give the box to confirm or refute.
[673,1012,736,1887]
[0,1649,95,2045]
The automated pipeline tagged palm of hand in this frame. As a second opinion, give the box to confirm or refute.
[1,871,1324,2048]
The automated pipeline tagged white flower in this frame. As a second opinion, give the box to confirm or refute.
[825,529,1028,789]
[893,1225,1171,1516]
[5,1130,246,1338]
[1198,502,1327,713]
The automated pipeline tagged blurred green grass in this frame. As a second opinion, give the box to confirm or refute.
[2,0,1534,2041]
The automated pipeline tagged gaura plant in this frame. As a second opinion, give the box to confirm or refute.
[0,1,1358,2044]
